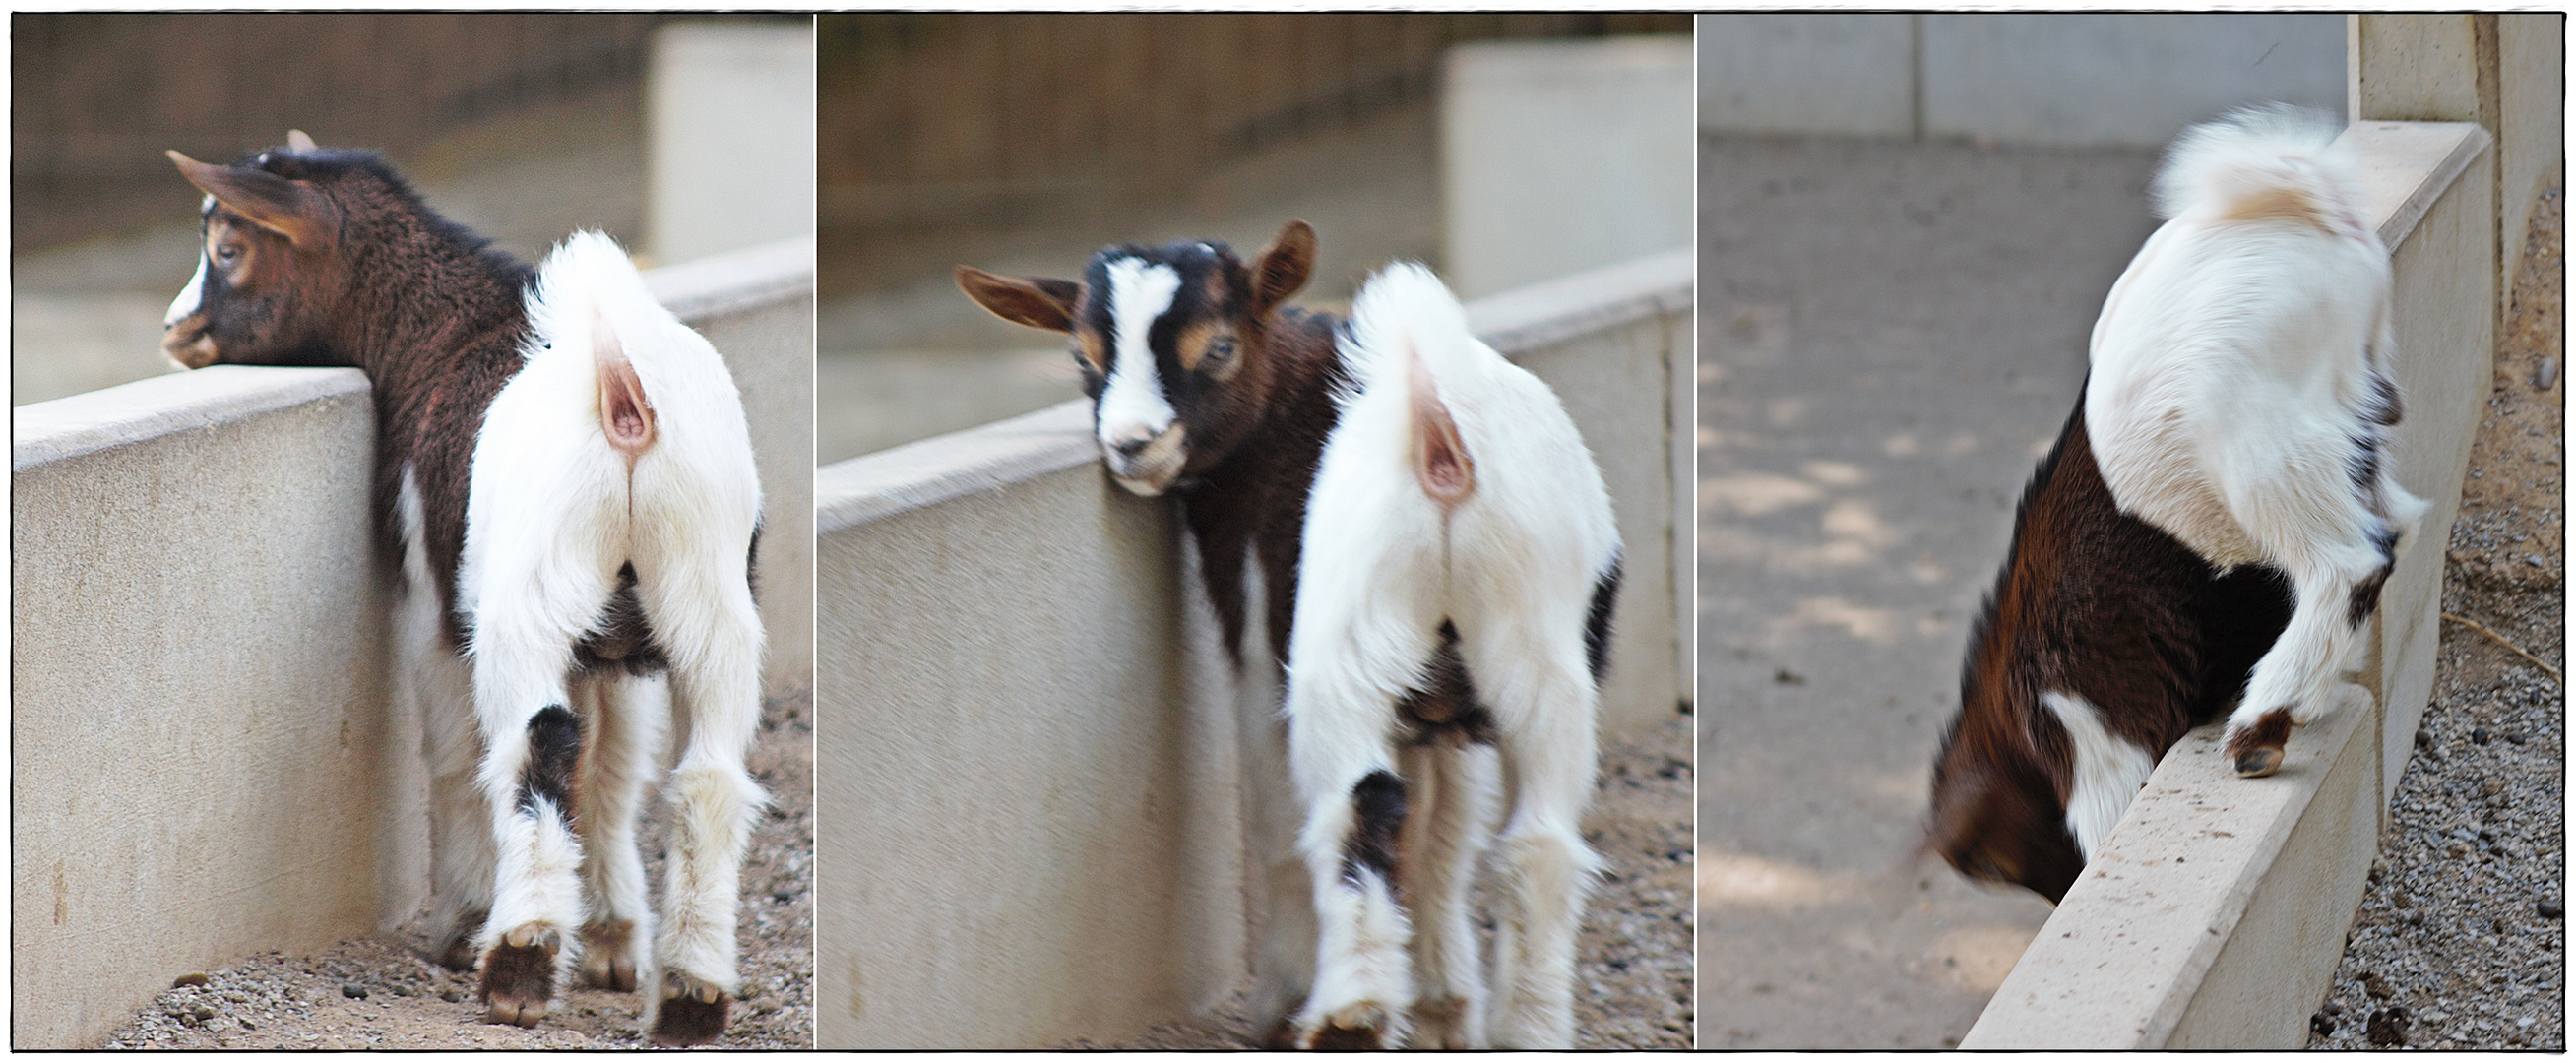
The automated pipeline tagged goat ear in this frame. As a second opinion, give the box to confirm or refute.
[167,150,337,248]
[285,129,318,153]
[956,265,1080,334]
[1249,219,1316,316]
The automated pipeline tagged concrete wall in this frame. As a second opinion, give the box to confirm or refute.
[1698,13,2345,148]
[1442,36,1694,299]
[648,21,816,264]
[9,239,813,1049]
[1964,119,2492,1049]
[815,250,1691,1048]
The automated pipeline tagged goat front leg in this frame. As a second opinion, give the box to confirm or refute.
[1240,677,1320,1048]
[470,634,590,1029]
[637,564,766,1046]
[1400,740,1500,1048]
[417,636,493,972]
[574,673,665,993]
[2221,455,2424,777]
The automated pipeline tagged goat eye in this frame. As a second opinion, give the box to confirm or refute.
[216,246,240,264]
[1204,337,1235,363]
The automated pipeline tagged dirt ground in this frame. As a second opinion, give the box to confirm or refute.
[1077,708,1697,1050]
[103,688,814,1050]
[2306,186,2565,1050]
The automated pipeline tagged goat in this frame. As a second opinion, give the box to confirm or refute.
[1927,106,2426,901]
[960,222,1622,1049]
[162,132,767,1045]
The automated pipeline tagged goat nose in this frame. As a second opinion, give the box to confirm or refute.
[1110,434,1153,459]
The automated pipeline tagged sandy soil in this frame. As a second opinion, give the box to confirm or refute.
[1074,709,1697,1049]
[104,689,814,1050]
[2307,185,2564,1049]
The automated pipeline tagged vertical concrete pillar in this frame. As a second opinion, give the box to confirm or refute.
[2350,15,2504,800]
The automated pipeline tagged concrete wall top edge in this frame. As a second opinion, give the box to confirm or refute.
[2342,121,2491,248]
[1468,246,1695,356]
[816,399,1098,533]
[641,233,817,322]
[14,243,813,472]
[13,365,368,471]
[816,247,1694,536]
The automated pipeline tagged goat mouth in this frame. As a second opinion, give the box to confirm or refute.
[161,326,219,369]
[1101,426,1187,497]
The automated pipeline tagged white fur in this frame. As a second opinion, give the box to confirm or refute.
[2086,107,2426,749]
[1098,257,1181,447]
[166,255,208,329]
[1281,263,1618,1048]
[442,230,764,1026]
[2041,692,2159,859]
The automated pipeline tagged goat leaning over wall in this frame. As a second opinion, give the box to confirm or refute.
[161,132,767,1046]
[1928,106,2427,902]
[960,222,1622,1049]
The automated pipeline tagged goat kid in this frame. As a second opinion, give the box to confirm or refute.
[1929,106,2425,901]
[960,223,1622,1049]
[164,133,766,1045]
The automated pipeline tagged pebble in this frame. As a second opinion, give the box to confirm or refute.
[341,983,368,1000]
[2541,899,2564,919]
[172,972,211,989]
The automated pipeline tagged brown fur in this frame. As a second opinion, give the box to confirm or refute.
[168,141,538,655]
[1929,394,2293,902]
[2219,186,2328,228]
[2225,709,2294,778]
[652,977,731,1047]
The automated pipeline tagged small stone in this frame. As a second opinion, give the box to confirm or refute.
[340,983,368,1000]
[2324,1001,2345,1016]
[2362,973,2394,999]
[2311,1011,2336,1037]
[2539,898,2563,919]
[440,988,466,1003]
[2505,731,2527,745]
[2535,357,2558,390]
[2416,728,2433,749]
[172,973,210,988]
[2472,727,2491,745]
[191,1004,217,1022]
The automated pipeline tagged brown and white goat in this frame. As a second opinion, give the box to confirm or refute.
[961,223,1622,1049]
[163,133,765,1045]
[1928,106,2424,901]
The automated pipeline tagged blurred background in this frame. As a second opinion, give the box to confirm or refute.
[814,12,1692,463]
[12,12,811,406]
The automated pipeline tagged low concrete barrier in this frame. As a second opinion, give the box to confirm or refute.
[9,235,813,1049]
[814,250,1692,1048]
[1964,120,2492,1048]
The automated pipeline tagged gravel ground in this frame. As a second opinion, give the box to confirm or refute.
[2307,186,2564,1050]
[1079,708,1697,1049]
[105,688,815,1050]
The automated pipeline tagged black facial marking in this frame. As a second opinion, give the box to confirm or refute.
[1340,770,1407,889]
[516,705,582,816]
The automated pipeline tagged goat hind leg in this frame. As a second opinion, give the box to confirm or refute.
[1476,645,1602,1049]
[1401,741,1499,1048]
[638,578,765,1046]
[575,674,665,992]
[473,694,589,1028]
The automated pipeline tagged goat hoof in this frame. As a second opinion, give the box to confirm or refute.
[577,920,638,992]
[1261,1017,1299,1050]
[436,908,488,971]
[2226,709,2294,778]
[651,973,731,1046]
[478,923,559,1028]
[1295,1003,1400,1050]
[2232,745,2285,778]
